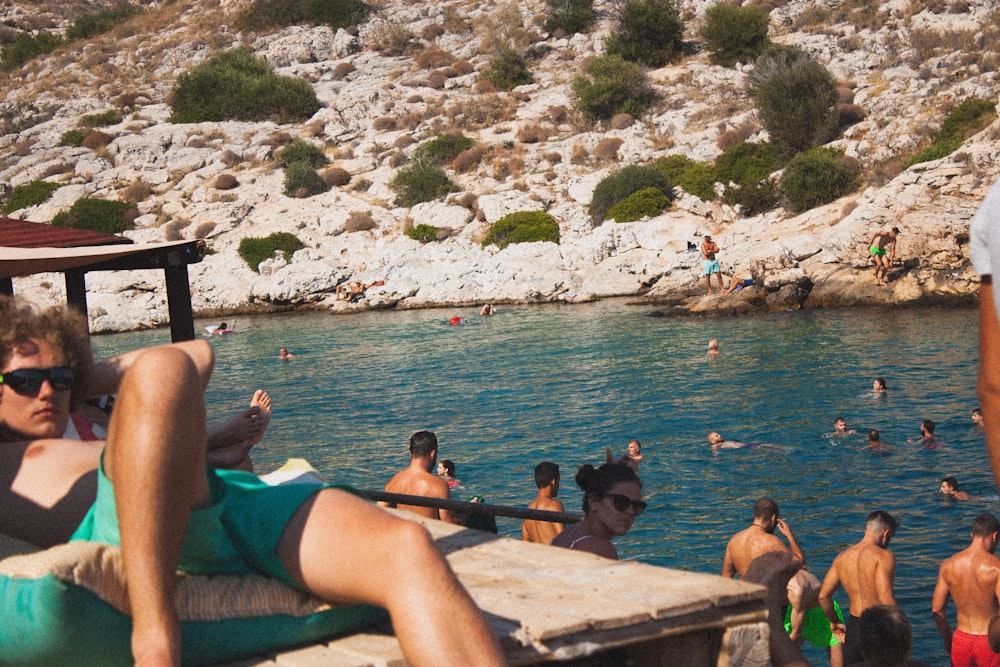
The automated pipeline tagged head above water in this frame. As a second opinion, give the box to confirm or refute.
[921,419,935,435]
[868,428,881,443]
[873,377,887,391]
[439,459,455,477]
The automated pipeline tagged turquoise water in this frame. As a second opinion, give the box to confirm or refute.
[92,300,988,664]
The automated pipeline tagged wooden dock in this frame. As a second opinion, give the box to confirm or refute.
[219,511,770,666]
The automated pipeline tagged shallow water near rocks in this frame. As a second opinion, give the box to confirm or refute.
[93,300,987,664]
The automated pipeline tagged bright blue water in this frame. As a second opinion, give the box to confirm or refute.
[92,300,988,664]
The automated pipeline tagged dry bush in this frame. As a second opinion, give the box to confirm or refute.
[214,173,239,190]
[352,177,373,192]
[516,123,546,143]
[793,5,831,29]
[511,91,531,103]
[370,21,416,56]
[193,222,216,239]
[547,105,568,124]
[306,120,326,137]
[593,137,624,162]
[422,23,446,41]
[453,60,475,76]
[840,199,860,219]
[570,142,589,165]
[394,135,417,149]
[610,113,636,130]
[399,112,423,130]
[427,72,448,89]
[333,62,356,80]
[41,162,74,178]
[716,122,757,151]
[82,130,113,150]
[542,151,562,165]
[837,103,867,126]
[13,139,36,157]
[372,116,398,131]
[462,93,516,128]
[866,156,905,187]
[163,219,191,241]
[544,171,558,181]
[456,192,478,209]
[322,167,352,187]
[122,181,153,201]
[186,137,205,149]
[416,48,456,69]
[475,3,529,56]
[452,147,484,173]
[406,94,424,104]
[221,150,242,167]
[441,6,472,33]
[345,210,377,232]
[472,80,496,94]
[267,131,293,147]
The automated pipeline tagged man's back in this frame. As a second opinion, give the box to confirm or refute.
[723,526,787,577]
[522,495,564,544]
[833,540,896,615]
[938,545,1000,632]
[384,467,450,520]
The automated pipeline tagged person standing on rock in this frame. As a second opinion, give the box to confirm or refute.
[868,227,900,286]
[701,234,724,294]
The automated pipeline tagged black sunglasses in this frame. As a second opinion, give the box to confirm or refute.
[0,367,74,396]
[605,493,647,516]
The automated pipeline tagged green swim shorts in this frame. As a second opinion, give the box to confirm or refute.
[71,455,362,590]
[784,601,844,648]
[870,245,886,256]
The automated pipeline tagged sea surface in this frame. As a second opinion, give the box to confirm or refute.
[92,299,989,664]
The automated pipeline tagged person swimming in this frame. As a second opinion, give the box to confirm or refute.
[708,432,783,455]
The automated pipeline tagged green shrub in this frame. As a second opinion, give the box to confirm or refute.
[572,55,656,121]
[715,141,781,185]
[721,178,781,216]
[240,0,371,31]
[545,0,595,34]
[66,3,143,41]
[3,180,63,214]
[590,164,673,222]
[606,187,670,221]
[170,47,321,123]
[59,129,87,147]
[604,0,683,67]
[780,147,859,213]
[483,49,533,91]
[1,31,62,71]
[237,232,306,271]
[284,162,331,197]
[51,198,137,234]
[279,139,329,168]
[700,3,771,67]
[407,223,440,242]
[906,97,997,167]
[412,134,475,166]
[749,46,838,157]
[391,163,459,207]
[482,211,560,248]
[81,109,124,128]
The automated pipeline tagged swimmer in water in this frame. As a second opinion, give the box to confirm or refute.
[939,476,971,501]
[872,377,888,394]
[827,416,858,438]
[856,428,894,455]
[708,432,783,455]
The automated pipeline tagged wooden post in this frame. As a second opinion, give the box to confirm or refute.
[165,262,195,342]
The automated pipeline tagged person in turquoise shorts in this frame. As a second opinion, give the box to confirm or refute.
[0,296,504,667]
[701,234,725,294]
[868,227,900,286]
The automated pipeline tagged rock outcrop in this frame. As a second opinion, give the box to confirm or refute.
[0,0,995,332]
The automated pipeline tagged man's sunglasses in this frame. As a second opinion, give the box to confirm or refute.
[605,493,647,516]
[0,367,74,396]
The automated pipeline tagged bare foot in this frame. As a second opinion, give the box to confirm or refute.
[248,389,271,446]
[206,390,272,449]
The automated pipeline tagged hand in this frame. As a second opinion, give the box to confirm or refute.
[776,518,794,537]
[830,622,846,644]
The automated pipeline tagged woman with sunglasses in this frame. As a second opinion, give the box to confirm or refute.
[550,462,644,560]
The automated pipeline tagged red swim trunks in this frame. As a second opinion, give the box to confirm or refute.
[952,629,1000,667]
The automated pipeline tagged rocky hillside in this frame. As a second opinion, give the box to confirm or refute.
[1,0,998,332]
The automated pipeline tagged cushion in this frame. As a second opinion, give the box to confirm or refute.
[0,533,385,666]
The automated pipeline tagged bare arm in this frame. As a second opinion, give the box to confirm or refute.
[776,519,806,568]
[931,567,953,653]
[819,562,842,625]
[721,542,737,578]
[978,279,1000,491]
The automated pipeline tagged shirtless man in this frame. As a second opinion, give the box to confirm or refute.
[701,234,724,294]
[0,297,503,667]
[522,461,564,544]
[940,476,972,501]
[383,430,454,523]
[868,227,899,286]
[722,499,842,665]
[932,513,1000,666]
[819,509,899,666]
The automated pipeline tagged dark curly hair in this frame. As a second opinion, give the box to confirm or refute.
[0,297,92,410]
[576,462,641,514]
